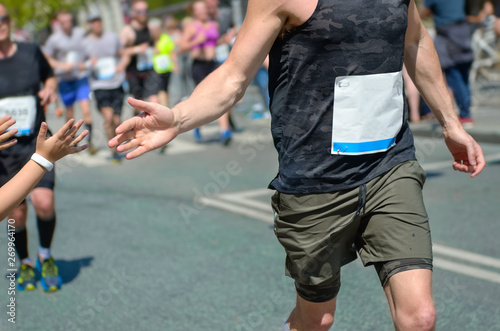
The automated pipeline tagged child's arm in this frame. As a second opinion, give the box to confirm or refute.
[0,120,88,220]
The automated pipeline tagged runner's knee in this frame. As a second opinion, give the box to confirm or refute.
[395,304,436,331]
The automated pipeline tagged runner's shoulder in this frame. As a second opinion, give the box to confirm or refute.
[14,42,41,58]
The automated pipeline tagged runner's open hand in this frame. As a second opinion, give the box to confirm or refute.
[38,87,57,106]
[108,97,178,160]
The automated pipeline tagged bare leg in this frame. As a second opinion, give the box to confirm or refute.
[158,90,168,107]
[65,105,74,122]
[218,112,230,132]
[101,107,118,153]
[287,294,337,331]
[79,100,92,125]
[384,269,436,331]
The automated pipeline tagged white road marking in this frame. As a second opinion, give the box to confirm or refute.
[433,258,500,284]
[421,153,500,171]
[434,244,500,270]
[198,197,273,223]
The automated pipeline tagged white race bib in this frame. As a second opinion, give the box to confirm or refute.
[95,57,117,80]
[331,71,404,155]
[66,51,78,63]
[155,54,171,72]
[136,47,154,71]
[0,96,37,137]
[215,45,230,63]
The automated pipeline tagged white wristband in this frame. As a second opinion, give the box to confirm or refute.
[31,153,54,172]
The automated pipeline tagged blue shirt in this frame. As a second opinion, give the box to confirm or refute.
[424,0,467,27]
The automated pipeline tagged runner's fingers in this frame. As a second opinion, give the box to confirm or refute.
[114,115,142,135]
[112,130,136,149]
[116,136,141,153]
[452,162,469,172]
[126,145,148,160]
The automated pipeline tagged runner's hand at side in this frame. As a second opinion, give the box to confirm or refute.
[36,120,89,163]
[443,126,485,178]
[38,87,57,106]
[108,97,178,160]
[0,115,18,150]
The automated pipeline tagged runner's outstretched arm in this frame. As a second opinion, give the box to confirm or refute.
[404,0,485,177]
[109,0,290,159]
[0,120,88,220]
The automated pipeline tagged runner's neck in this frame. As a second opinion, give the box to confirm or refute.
[0,40,15,59]
[131,20,147,31]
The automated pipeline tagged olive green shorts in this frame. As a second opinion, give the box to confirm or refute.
[272,161,433,302]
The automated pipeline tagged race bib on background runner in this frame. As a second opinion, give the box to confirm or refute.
[331,71,404,155]
[153,54,172,74]
[66,51,78,63]
[136,47,154,71]
[215,44,230,63]
[95,57,117,80]
[0,96,37,137]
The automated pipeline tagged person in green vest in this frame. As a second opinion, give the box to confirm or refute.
[149,18,178,107]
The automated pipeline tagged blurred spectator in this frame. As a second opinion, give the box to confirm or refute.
[420,0,475,126]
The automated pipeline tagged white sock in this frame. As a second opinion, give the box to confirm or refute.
[282,320,291,331]
[38,247,51,261]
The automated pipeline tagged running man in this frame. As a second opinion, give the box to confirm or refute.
[43,10,97,154]
[0,3,71,292]
[121,0,160,111]
[109,1,485,330]
[82,13,127,164]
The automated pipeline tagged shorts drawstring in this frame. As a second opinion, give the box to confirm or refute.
[330,183,367,232]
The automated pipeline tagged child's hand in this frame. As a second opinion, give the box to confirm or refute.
[35,119,89,163]
[0,115,18,151]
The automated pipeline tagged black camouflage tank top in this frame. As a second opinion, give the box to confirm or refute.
[268,0,416,194]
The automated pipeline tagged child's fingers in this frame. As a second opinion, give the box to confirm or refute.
[70,130,89,146]
[0,116,15,132]
[69,144,89,154]
[0,138,18,150]
[37,122,48,141]
[0,128,18,142]
[54,119,75,139]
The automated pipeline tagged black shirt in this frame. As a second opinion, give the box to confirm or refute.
[268,0,416,193]
[126,26,154,76]
[0,42,53,155]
